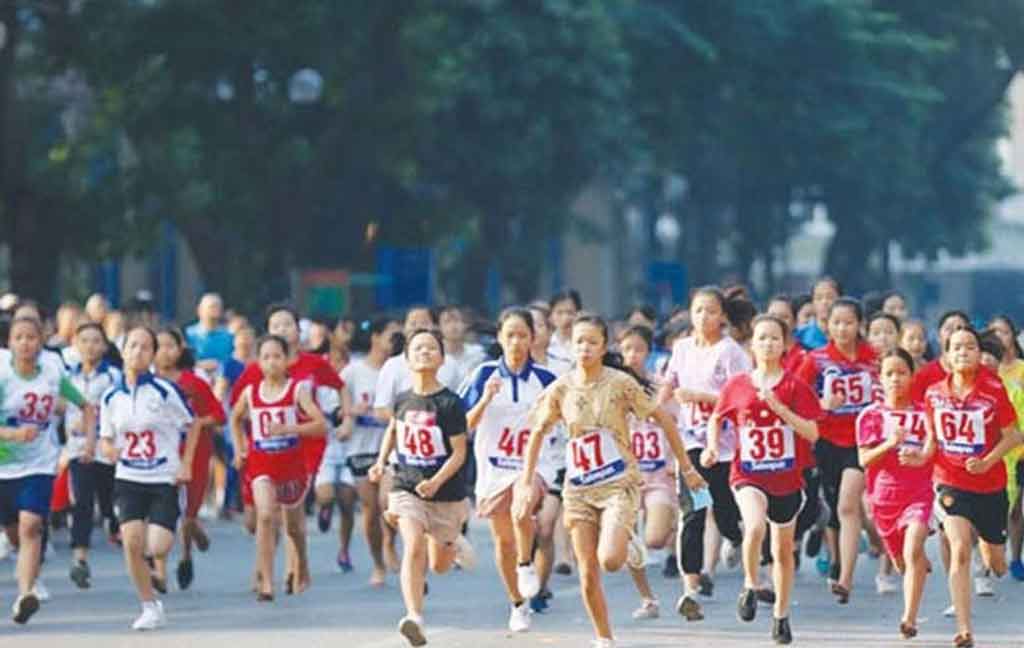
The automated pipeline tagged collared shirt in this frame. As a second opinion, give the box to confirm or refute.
[185,323,234,366]
[66,361,122,464]
[100,372,194,485]
[795,321,828,351]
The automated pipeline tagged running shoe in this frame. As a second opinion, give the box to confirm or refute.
[554,562,572,576]
[70,560,91,590]
[974,570,995,597]
[737,588,757,622]
[662,554,679,578]
[337,550,353,573]
[697,572,714,599]
[317,505,333,533]
[517,563,541,598]
[805,528,823,558]
[177,558,194,590]
[508,602,531,632]
[676,593,704,621]
[11,593,40,624]
[1011,559,1024,582]
[632,598,659,620]
[132,601,166,631]
[398,615,427,647]
[772,616,793,645]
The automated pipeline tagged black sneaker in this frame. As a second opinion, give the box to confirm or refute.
[737,588,757,622]
[676,593,704,621]
[698,572,714,598]
[554,562,572,576]
[317,505,333,533]
[756,588,777,605]
[69,560,91,589]
[805,528,823,558]
[12,593,40,624]
[829,561,840,583]
[662,554,679,578]
[177,558,194,591]
[772,616,793,645]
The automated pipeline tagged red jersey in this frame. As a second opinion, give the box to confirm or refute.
[177,370,226,427]
[782,344,807,375]
[231,352,344,474]
[925,371,1015,493]
[855,403,933,503]
[911,359,998,404]
[797,341,879,447]
[245,378,308,483]
[715,372,823,496]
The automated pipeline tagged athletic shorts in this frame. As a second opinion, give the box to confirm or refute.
[314,458,354,489]
[0,474,54,522]
[936,484,1008,545]
[346,453,378,481]
[252,474,311,509]
[387,491,468,546]
[563,481,640,532]
[114,480,180,532]
[735,484,805,526]
[476,474,546,519]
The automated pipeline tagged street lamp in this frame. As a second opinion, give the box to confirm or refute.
[288,68,323,105]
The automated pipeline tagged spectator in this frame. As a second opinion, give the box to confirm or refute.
[185,293,234,378]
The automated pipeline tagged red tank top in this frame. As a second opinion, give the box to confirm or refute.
[246,379,307,482]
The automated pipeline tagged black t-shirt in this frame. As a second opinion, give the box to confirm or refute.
[391,387,467,502]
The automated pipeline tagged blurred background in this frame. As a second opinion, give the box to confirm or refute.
[0,0,1022,324]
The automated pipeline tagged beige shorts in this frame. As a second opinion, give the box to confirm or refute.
[563,481,641,532]
[477,474,547,519]
[387,491,469,546]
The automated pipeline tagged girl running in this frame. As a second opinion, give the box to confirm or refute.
[704,315,822,645]
[155,327,226,591]
[663,287,751,617]
[795,278,840,351]
[514,314,706,648]
[0,317,91,624]
[547,290,581,370]
[369,329,471,647]
[766,295,806,374]
[856,348,935,639]
[867,312,901,356]
[67,322,121,589]
[926,328,1023,648]
[461,308,556,632]
[797,297,878,603]
[99,326,200,630]
[230,335,327,601]
[899,320,929,370]
[618,326,678,621]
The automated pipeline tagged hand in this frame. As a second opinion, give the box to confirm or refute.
[511,477,536,521]
[898,447,925,467]
[268,423,292,437]
[368,462,385,484]
[13,425,38,442]
[483,375,503,402]
[176,460,193,484]
[822,394,845,411]
[965,456,990,474]
[699,447,719,468]
[414,478,440,499]
[674,388,699,404]
[682,468,707,491]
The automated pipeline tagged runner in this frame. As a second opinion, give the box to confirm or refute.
[154,328,226,591]
[899,320,929,371]
[547,290,581,371]
[881,291,909,322]
[230,335,327,601]
[867,312,901,356]
[911,310,971,402]
[663,287,751,616]
[338,317,400,586]
[794,278,840,351]
[856,348,935,639]
[796,297,878,603]
[704,315,822,644]
[514,313,707,648]
[0,317,92,624]
[461,308,556,631]
[925,327,1023,648]
[766,295,806,374]
[67,322,122,589]
[99,326,200,630]
[369,329,471,647]
[617,325,678,622]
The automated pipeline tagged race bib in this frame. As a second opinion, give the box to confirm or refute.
[738,425,795,473]
[823,371,873,414]
[396,418,448,468]
[487,427,531,470]
[566,427,626,487]
[630,421,666,472]
[934,408,986,456]
[119,429,167,470]
[253,406,299,452]
[685,401,714,430]
[882,410,928,451]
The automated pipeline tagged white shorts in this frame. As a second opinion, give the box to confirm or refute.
[315,458,354,489]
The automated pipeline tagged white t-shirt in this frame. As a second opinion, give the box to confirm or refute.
[66,362,122,464]
[341,358,389,461]
[0,358,69,478]
[100,372,194,485]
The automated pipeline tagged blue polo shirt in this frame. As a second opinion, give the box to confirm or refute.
[185,323,234,365]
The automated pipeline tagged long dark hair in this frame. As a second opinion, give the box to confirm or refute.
[158,327,196,370]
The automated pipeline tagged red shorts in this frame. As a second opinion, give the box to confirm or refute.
[871,486,933,561]
[251,474,310,508]
[245,445,306,508]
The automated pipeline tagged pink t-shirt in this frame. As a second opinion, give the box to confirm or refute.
[855,403,933,504]
[664,335,752,459]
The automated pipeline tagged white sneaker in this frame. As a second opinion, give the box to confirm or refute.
[0,534,11,561]
[632,598,660,619]
[942,604,956,618]
[875,573,899,595]
[453,535,477,572]
[508,602,531,632]
[32,578,51,602]
[516,564,540,598]
[591,638,616,648]
[131,601,166,631]
[398,614,427,647]
[974,571,995,597]
[627,534,647,571]
[721,540,740,570]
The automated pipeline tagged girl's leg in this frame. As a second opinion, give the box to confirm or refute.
[121,520,155,602]
[734,488,769,590]
[16,511,44,595]
[253,480,281,596]
[489,512,525,603]
[944,516,975,638]
[397,516,429,618]
[572,520,614,640]
[901,523,930,628]
[836,469,866,591]
[770,522,797,619]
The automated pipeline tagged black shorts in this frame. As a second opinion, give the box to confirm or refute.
[547,468,566,499]
[815,439,862,530]
[737,485,805,526]
[936,485,1008,545]
[346,453,378,479]
[115,480,180,533]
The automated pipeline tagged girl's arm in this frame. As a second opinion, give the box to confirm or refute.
[290,387,329,438]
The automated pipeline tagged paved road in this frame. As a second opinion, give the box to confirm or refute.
[1,513,1022,647]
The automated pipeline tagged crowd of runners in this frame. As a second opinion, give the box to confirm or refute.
[0,281,1020,648]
